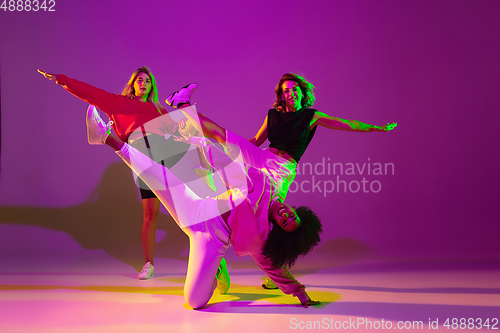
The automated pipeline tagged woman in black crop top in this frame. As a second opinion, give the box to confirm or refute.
[249,73,397,290]
[250,73,397,163]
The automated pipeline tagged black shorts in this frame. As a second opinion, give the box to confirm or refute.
[129,133,190,200]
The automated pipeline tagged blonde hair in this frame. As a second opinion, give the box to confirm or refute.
[121,66,163,114]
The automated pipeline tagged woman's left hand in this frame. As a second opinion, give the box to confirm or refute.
[302,299,321,308]
[381,122,398,132]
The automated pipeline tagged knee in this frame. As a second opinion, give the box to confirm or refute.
[211,126,226,144]
[184,285,211,309]
[142,198,160,225]
[142,207,159,226]
[185,293,210,310]
[142,214,157,227]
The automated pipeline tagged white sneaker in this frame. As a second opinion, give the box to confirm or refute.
[138,262,154,280]
[216,258,230,294]
[86,105,113,145]
[165,83,198,108]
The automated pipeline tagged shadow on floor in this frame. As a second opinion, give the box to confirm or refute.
[0,163,189,271]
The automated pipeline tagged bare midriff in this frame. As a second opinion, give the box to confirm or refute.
[269,148,296,163]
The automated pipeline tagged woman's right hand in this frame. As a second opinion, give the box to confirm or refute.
[173,133,192,144]
[37,69,58,81]
[178,118,188,131]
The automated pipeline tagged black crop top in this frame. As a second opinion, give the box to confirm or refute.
[267,108,318,162]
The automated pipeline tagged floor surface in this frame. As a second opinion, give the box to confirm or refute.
[1,250,499,333]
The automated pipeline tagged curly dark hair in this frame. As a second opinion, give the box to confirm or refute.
[273,73,316,112]
[262,206,322,269]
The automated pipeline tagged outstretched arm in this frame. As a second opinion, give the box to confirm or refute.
[38,69,58,81]
[311,111,397,132]
[38,69,120,115]
[248,116,268,146]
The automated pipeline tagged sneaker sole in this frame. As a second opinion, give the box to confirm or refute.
[262,278,279,289]
[165,83,198,107]
[86,105,103,145]
[217,258,230,294]
[262,283,279,290]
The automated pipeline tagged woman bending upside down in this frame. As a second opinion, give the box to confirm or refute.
[83,98,323,309]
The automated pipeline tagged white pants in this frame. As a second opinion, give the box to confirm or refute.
[115,129,294,308]
[224,130,297,200]
[178,105,297,200]
[116,143,231,309]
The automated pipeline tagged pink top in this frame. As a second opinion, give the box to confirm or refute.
[56,75,177,142]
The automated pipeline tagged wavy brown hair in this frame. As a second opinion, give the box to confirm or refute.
[121,66,163,114]
[273,73,316,112]
[263,206,322,269]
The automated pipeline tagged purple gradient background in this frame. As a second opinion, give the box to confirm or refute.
[0,0,499,265]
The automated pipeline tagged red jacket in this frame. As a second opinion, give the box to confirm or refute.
[56,75,177,142]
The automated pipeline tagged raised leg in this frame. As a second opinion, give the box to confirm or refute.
[115,143,226,228]
[179,104,227,144]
